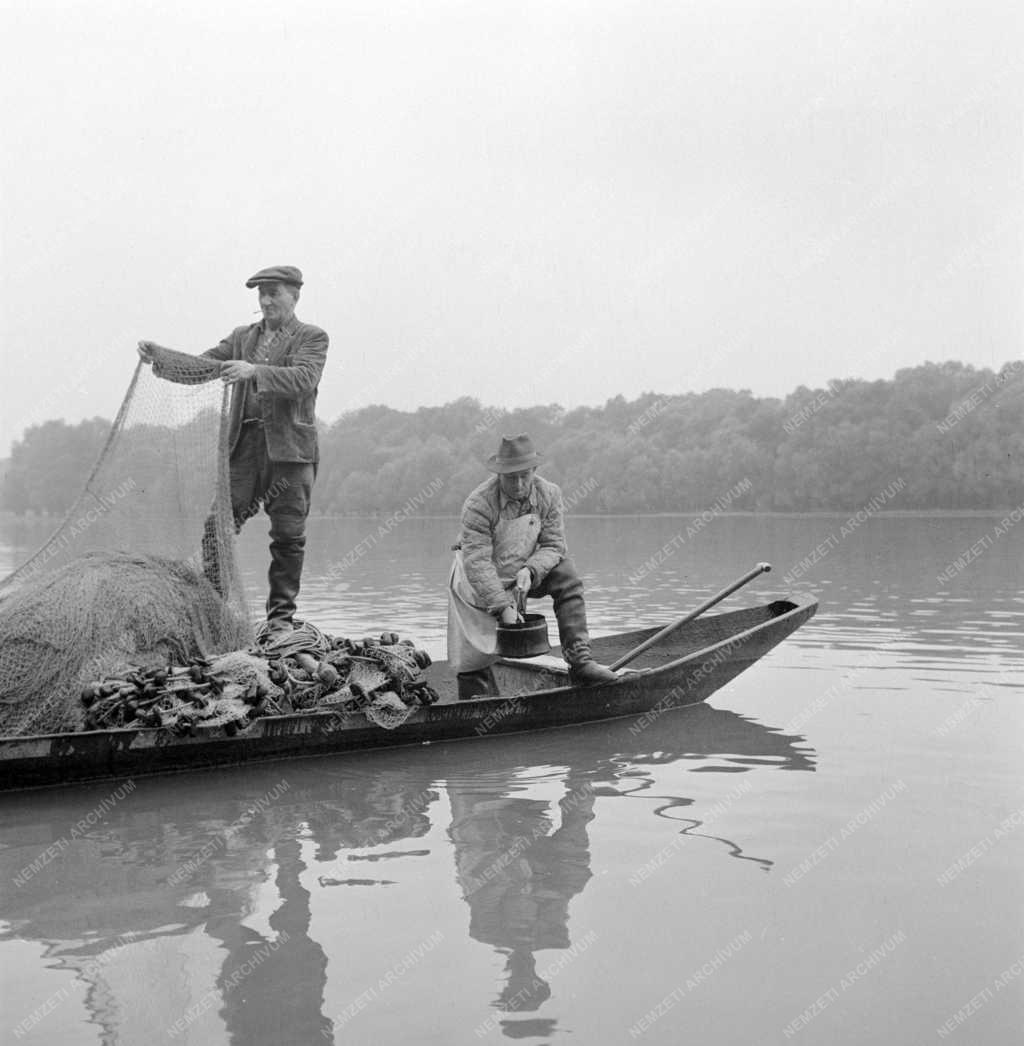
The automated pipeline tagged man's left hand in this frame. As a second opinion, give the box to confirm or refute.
[221,360,257,384]
[514,567,532,594]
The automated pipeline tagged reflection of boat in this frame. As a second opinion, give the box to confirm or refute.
[0,704,815,1044]
[0,594,816,789]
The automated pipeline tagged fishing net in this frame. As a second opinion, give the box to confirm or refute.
[0,353,253,736]
[207,650,281,702]
[346,658,390,698]
[77,632,437,736]
[363,691,413,730]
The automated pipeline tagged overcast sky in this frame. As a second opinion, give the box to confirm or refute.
[1,0,1020,454]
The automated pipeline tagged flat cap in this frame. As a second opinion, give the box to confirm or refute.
[244,265,304,288]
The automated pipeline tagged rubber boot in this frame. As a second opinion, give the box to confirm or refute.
[568,660,619,686]
[456,667,499,701]
[534,559,618,686]
[266,511,306,633]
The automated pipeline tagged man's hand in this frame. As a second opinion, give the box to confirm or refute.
[220,360,257,384]
[498,606,519,626]
[514,567,532,594]
[137,340,157,364]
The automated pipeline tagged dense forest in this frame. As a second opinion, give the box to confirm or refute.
[3,361,1022,515]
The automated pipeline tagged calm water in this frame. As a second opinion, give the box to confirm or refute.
[1,513,1022,1045]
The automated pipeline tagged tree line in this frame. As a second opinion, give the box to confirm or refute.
[3,360,1022,515]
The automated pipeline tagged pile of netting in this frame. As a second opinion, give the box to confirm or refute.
[79,623,437,735]
[0,351,250,737]
[0,551,250,736]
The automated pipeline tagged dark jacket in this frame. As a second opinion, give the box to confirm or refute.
[155,317,329,464]
[206,318,328,463]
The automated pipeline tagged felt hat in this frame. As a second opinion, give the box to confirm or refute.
[245,265,304,288]
[487,434,543,474]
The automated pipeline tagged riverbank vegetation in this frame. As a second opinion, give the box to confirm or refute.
[4,361,1022,515]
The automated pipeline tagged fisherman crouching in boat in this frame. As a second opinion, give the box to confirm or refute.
[448,434,618,696]
[136,265,329,638]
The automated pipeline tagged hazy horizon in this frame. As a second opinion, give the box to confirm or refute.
[2,1,1020,456]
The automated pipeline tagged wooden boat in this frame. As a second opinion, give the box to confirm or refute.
[0,593,816,791]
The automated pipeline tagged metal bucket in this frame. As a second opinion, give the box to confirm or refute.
[496,612,552,659]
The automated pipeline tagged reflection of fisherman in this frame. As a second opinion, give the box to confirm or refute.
[448,434,617,692]
[448,775,595,1014]
[204,835,332,1045]
[303,770,438,861]
[137,265,329,636]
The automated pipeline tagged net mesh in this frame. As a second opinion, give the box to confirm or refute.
[0,354,253,736]
[363,691,414,730]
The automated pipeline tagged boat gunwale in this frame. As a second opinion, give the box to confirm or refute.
[0,593,817,747]
[485,591,816,700]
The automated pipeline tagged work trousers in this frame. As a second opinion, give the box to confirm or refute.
[529,557,592,665]
[203,423,315,627]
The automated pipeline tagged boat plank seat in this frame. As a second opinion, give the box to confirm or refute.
[495,654,568,675]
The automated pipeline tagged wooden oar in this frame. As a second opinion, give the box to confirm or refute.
[609,562,772,672]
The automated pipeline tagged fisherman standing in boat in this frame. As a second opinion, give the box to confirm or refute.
[136,265,328,638]
[449,434,618,694]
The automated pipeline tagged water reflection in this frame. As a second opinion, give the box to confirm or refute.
[0,707,813,1043]
[448,770,594,1028]
[3,514,1021,1044]
[205,835,331,1044]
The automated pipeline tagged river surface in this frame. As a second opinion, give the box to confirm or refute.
[0,513,1022,1045]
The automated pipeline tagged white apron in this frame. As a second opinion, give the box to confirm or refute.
[446,513,540,672]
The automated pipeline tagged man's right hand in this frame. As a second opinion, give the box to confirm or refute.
[498,607,519,625]
[137,340,157,364]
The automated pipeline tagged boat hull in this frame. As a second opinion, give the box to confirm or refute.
[0,594,816,790]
